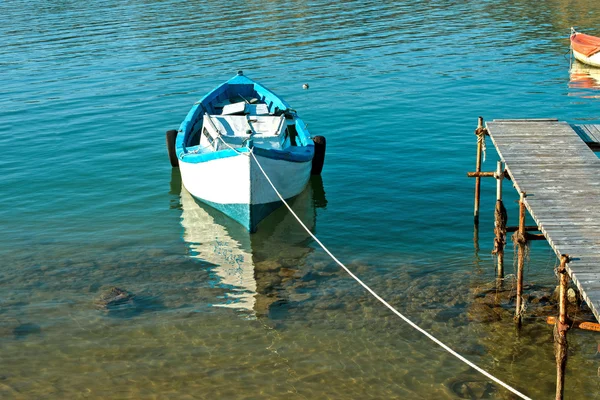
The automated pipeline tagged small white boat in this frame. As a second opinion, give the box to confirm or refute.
[570,28,600,68]
[167,71,325,232]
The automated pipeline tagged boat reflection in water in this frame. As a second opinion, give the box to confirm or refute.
[179,175,327,318]
[569,60,600,93]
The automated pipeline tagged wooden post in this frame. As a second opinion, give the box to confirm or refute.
[495,161,503,203]
[473,117,485,225]
[555,254,570,400]
[514,191,527,325]
[492,161,506,280]
[557,255,570,328]
[473,223,480,255]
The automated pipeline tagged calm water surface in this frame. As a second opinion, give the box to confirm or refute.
[2,0,600,398]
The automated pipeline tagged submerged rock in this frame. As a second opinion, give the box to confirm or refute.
[13,323,42,339]
[255,260,280,272]
[446,375,497,399]
[467,301,504,323]
[94,287,134,310]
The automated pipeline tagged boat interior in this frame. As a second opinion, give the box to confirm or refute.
[204,83,288,116]
[201,112,293,151]
[185,84,301,153]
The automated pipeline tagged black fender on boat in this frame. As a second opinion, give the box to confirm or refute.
[166,129,179,168]
[311,135,326,175]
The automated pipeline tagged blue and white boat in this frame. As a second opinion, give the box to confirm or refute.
[167,71,325,232]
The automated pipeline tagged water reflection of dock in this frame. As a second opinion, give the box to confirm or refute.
[179,176,326,318]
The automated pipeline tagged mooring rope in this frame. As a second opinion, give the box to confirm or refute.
[249,151,532,400]
[477,130,487,162]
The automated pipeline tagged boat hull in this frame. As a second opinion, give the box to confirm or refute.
[174,72,317,232]
[573,48,600,68]
[179,151,312,232]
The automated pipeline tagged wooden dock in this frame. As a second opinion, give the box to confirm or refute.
[572,123,600,150]
[486,119,600,322]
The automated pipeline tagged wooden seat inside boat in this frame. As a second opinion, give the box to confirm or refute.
[206,115,286,138]
[199,114,290,151]
[221,102,270,116]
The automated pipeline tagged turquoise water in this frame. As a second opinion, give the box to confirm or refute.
[2,0,600,398]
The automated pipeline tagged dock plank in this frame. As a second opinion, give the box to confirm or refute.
[487,120,600,322]
[574,124,600,144]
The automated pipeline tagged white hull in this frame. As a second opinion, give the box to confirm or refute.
[179,152,312,230]
[180,153,311,205]
[180,153,252,205]
[573,49,600,68]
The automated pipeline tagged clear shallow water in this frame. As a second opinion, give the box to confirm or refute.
[2,0,600,398]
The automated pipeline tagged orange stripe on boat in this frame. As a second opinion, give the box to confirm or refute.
[571,32,600,57]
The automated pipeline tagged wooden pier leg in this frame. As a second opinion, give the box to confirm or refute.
[492,161,506,282]
[473,223,480,256]
[473,117,485,225]
[554,254,570,400]
[514,191,527,326]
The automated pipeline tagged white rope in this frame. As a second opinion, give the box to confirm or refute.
[249,151,532,400]
[182,141,213,156]
[212,130,252,155]
[477,131,487,162]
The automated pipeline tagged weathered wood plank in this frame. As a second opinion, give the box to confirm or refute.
[572,125,594,142]
[493,118,560,122]
[542,230,600,237]
[578,124,600,143]
[486,119,600,322]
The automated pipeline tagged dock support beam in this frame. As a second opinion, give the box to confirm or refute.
[547,316,600,332]
[473,117,487,225]
[514,192,527,326]
[554,254,570,400]
[492,161,506,280]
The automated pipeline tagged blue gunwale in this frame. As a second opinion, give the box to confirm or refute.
[175,72,311,158]
[180,144,315,164]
